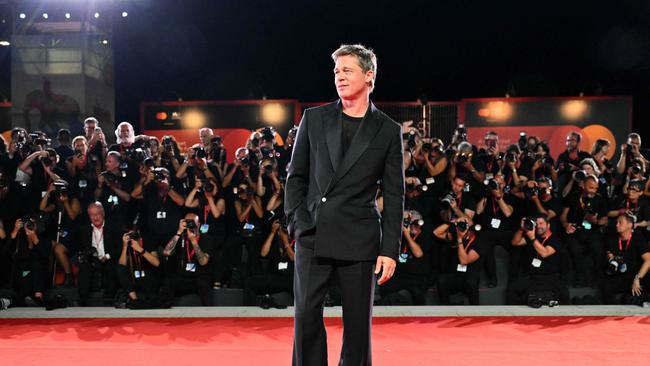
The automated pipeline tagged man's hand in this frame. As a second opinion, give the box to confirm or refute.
[375,256,396,285]
[632,278,642,297]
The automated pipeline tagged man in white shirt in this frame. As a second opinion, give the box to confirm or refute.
[77,202,119,306]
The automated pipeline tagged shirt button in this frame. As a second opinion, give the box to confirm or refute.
[321,197,327,203]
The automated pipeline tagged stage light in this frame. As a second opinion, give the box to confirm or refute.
[155,112,168,121]
[101,39,108,45]
[561,100,588,121]
[19,13,26,19]
[122,11,128,18]
[42,13,48,19]
[0,41,10,47]
[260,103,289,125]
[65,13,71,20]
[94,12,100,19]
[478,101,513,121]
[181,110,207,129]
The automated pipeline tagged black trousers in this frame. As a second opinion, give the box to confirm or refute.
[378,271,429,305]
[292,235,375,366]
[116,264,160,298]
[436,271,481,305]
[565,229,605,283]
[600,275,650,304]
[479,229,516,281]
[160,272,213,306]
[506,274,570,305]
[243,272,293,306]
[77,261,117,304]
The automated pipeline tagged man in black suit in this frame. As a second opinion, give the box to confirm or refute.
[77,202,120,306]
[285,44,405,366]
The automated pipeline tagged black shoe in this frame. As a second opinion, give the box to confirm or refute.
[260,294,272,310]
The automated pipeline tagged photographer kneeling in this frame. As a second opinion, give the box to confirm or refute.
[601,214,650,305]
[243,218,294,308]
[116,230,161,306]
[434,218,485,305]
[161,215,215,306]
[506,215,569,305]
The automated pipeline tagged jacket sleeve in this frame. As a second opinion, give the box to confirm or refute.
[284,111,310,222]
[379,124,405,260]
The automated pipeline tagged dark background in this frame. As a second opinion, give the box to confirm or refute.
[1,0,649,132]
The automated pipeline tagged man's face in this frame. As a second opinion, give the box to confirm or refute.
[628,137,641,149]
[451,178,465,195]
[85,123,96,137]
[566,134,579,150]
[88,206,104,227]
[73,139,88,154]
[484,135,498,153]
[334,55,373,100]
[581,164,595,176]
[583,179,598,198]
[105,155,120,171]
[538,182,551,197]
[535,218,548,236]
[200,129,213,146]
[119,124,131,140]
[616,215,633,234]
[628,186,642,201]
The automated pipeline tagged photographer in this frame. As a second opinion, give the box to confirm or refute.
[417,138,448,199]
[601,214,650,304]
[616,133,650,176]
[77,202,120,306]
[475,172,515,287]
[95,151,135,230]
[507,215,569,305]
[66,136,101,208]
[175,144,219,188]
[6,216,50,306]
[222,147,257,191]
[158,135,183,175]
[517,177,562,232]
[527,142,557,182]
[500,144,524,191]
[257,157,282,202]
[116,230,161,305]
[40,180,81,287]
[243,219,294,307]
[556,131,591,195]
[478,131,502,178]
[108,121,135,154]
[449,142,486,200]
[277,126,298,177]
[440,174,476,224]
[17,148,66,206]
[161,215,215,306]
[214,182,265,287]
[132,167,185,244]
[54,129,73,169]
[560,174,608,286]
[434,218,485,305]
[377,210,431,305]
[561,158,607,199]
[185,176,226,248]
[83,117,107,164]
[607,180,649,238]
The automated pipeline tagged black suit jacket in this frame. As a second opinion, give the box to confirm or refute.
[78,221,121,261]
[284,100,405,261]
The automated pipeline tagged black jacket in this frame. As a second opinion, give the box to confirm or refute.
[285,100,405,261]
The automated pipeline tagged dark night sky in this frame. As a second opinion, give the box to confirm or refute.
[3,0,650,130]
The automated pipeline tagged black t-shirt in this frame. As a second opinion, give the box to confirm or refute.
[444,192,477,222]
[563,192,609,229]
[169,234,215,277]
[142,184,184,243]
[448,232,485,277]
[397,229,432,275]
[606,232,649,277]
[522,232,562,276]
[264,235,295,277]
[478,193,516,231]
[341,113,363,156]
[125,233,161,278]
[556,149,591,175]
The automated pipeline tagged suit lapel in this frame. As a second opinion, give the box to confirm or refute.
[324,101,382,195]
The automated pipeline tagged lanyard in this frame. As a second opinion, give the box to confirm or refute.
[402,230,422,254]
[204,204,210,224]
[185,237,196,262]
[626,199,637,212]
[462,233,476,251]
[486,157,495,173]
[491,197,499,216]
[131,243,143,271]
[619,236,632,253]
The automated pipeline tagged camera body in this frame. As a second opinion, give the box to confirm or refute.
[484,178,499,196]
[403,218,424,229]
[22,216,36,231]
[191,146,207,160]
[185,219,197,231]
[522,217,536,231]
[100,171,119,185]
[441,192,457,209]
[524,185,539,199]
[449,220,469,233]
[127,230,141,241]
[607,256,627,275]
[456,151,473,164]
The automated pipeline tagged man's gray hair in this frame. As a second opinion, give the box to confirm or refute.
[331,44,378,92]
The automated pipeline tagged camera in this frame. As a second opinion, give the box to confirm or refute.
[74,148,84,158]
[484,178,499,192]
[504,152,518,163]
[455,151,473,164]
[191,146,207,159]
[406,183,428,193]
[40,154,54,167]
[153,167,168,182]
[403,218,424,228]
[125,147,149,164]
[449,220,468,233]
[522,217,536,231]
[198,179,215,193]
[518,131,528,151]
[99,171,119,185]
[631,163,643,175]
[523,185,539,199]
[22,216,36,231]
[77,247,101,268]
[607,256,627,275]
[441,192,457,209]
[32,136,51,146]
[127,230,141,241]
[454,125,467,142]
[573,170,587,182]
[52,180,68,198]
[403,130,417,149]
[185,219,197,231]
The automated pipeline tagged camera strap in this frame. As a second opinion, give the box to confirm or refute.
[401,231,421,255]
[204,205,210,224]
[185,237,196,262]
[535,233,552,259]
[462,233,477,251]
[131,245,143,272]
[491,197,500,216]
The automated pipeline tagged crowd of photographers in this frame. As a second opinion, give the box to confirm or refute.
[0,117,649,309]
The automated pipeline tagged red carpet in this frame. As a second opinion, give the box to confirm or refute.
[2,316,650,365]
